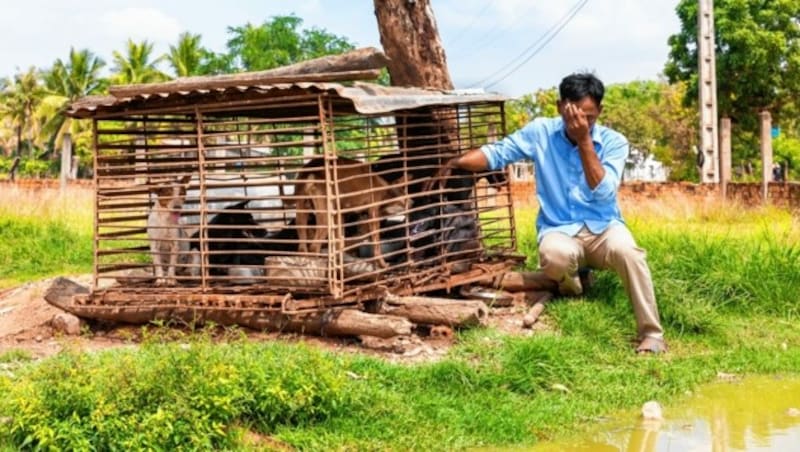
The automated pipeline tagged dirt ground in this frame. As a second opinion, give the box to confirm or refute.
[0,274,553,364]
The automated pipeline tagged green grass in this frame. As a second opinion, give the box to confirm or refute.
[1,198,800,449]
[0,187,94,288]
[0,216,93,288]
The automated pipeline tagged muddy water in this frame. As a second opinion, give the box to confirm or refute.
[532,376,800,451]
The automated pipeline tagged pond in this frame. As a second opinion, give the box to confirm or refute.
[532,375,800,451]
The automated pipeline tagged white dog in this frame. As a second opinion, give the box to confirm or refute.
[148,176,191,285]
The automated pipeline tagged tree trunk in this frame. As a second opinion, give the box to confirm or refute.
[373,0,460,176]
[373,0,453,89]
[15,125,21,158]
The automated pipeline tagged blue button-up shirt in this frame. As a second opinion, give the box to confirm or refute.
[481,117,628,243]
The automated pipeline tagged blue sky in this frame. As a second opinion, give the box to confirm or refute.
[0,0,681,97]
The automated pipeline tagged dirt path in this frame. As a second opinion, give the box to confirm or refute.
[0,275,551,363]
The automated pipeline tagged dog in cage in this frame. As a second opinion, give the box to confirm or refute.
[294,157,410,268]
[147,175,191,285]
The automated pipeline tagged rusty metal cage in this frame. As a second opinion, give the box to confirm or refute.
[68,82,519,313]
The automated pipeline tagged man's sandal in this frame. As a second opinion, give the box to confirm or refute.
[636,337,668,355]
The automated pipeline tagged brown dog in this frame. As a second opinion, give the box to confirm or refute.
[294,157,408,267]
[148,175,191,285]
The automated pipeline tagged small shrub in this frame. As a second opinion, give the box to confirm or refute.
[0,342,350,450]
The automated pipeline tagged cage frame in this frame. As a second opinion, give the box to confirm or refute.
[69,81,521,314]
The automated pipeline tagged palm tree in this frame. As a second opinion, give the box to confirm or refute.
[166,32,206,77]
[40,48,107,159]
[111,39,168,85]
[0,67,44,157]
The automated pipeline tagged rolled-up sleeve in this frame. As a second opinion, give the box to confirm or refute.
[590,134,628,202]
[480,119,541,170]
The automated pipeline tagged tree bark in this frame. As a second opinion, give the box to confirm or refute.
[373,0,453,89]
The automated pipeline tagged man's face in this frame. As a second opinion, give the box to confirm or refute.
[557,96,602,128]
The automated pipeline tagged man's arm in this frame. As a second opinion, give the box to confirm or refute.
[445,148,490,172]
[421,148,489,193]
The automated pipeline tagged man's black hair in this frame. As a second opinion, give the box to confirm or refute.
[559,72,605,105]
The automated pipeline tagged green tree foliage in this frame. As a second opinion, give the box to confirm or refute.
[504,88,559,133]
[665,0,800,174]
[165,32,234,77]
[225,15,354,71]
[774,135,800,180]
[166,32,205,77]
[111,39,168,85]
[0,67,44,157]
[39,48,107,171]
[603,80,699,181]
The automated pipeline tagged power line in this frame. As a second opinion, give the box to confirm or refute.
[446,1,494,49]
[469,0,590,90]
[472,0,588,89]
[448,7,527,59]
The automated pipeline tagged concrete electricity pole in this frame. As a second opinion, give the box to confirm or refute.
[698,0,719,183]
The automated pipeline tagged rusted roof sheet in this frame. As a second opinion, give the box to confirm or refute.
[66,82,507,118]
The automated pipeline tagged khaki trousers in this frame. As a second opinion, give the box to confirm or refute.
[538,225,664,341]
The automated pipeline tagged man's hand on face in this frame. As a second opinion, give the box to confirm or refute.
[564,102,591,145]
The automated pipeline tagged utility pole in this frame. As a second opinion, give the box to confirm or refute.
[698,0,719,183]
[60,133,72,192]
[760,111,772,203]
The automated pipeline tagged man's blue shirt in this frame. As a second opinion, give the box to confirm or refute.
[480,117,629,243]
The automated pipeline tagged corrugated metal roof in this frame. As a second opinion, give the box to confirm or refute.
[66,82,507,118]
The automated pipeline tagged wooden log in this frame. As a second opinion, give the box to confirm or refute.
[44,278,412,338]
[459,285,514,307]
[497,271,558,293]
[283,310,413,338]
[44,277,90,307]
[109,69,381,97]
[109,47,389,97]
[380,293,488,328]
[522,291,554,329]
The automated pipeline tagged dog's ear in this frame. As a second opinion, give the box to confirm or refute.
[388,173,413,197]
[179,174,192,186]
[154,185,174,198]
